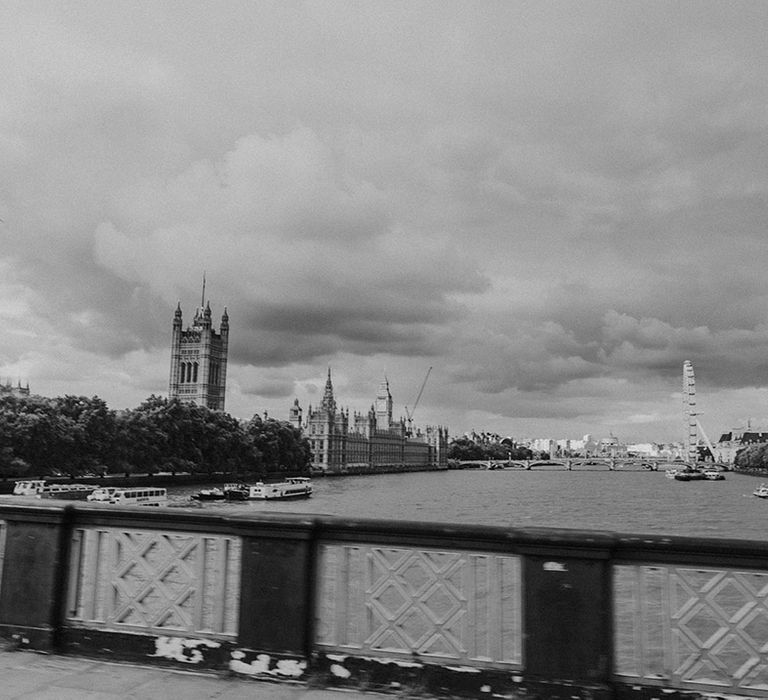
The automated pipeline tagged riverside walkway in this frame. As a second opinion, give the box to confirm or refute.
[0,648,384,699]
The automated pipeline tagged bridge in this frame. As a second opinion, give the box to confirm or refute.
[0,498,764,698]
[458,457,679,470]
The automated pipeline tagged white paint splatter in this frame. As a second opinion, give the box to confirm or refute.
[151,637,220,664]
[445,665,481,673]
[480,686,491,693]
[229,652,306,678]
[330,663,351,678]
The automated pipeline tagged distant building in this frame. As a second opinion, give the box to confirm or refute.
[291,370,448,474]
[714,427,768,464]
[168,299,229,410]
[0,380,30,398]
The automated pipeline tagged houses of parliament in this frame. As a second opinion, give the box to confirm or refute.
[168,298,448,475]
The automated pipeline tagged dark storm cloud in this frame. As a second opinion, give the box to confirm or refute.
[3,2,768,439]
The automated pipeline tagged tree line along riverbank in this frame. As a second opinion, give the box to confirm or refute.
[0,394,309,482]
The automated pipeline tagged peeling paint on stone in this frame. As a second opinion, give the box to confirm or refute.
[356,655,423,668]
[150,636,220,664]
[330,663,351,678]
[229,651,306,678]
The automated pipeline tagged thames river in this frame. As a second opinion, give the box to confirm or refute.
[168,467,768,540]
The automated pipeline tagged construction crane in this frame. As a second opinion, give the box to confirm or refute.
[404,366,432,436]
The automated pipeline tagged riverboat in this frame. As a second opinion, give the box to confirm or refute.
[192,487,226,501]
[107,487,168,507]
[38,483,98,499]
[674,469,707,481]
[87,487,119,502]
[234,477,313,501]
[192,483,248,501]
[13,479,47,496]
[702,469,726,481]
[753,484,768,499]
[13,480,98,499]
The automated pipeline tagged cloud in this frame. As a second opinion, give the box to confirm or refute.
[2,2,768,442]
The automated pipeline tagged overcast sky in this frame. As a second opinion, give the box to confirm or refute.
[2,1,768,443]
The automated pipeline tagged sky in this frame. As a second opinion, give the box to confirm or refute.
[2,1,768,443]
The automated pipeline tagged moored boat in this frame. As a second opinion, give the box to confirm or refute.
[674,469,706,481]
[192,487,226,501]
[240,477,313,500]
[754,484,768,499]
[13,479,47,496]
[702,469,726,481]
[107,487,168,507]
[14,480,99,500]
[192,483,249,501]
[87,487,119,502]
[38,483,99,499]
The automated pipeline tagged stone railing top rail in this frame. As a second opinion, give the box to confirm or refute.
[1,498,768,567]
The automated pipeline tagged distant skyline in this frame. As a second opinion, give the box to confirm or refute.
[3,2,768,442]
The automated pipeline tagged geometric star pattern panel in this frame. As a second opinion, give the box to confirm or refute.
[315,544,521,668]
[65,527,241,638]
[614,564,768,695]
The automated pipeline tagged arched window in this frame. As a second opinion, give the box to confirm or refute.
[193,362,198,383]
[180,362,186,384]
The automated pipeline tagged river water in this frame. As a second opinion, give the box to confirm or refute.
[167,467,768,541]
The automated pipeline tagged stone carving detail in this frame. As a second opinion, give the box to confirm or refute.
[66,527,241,638]
[316,544,521,666]
[615,564,768,692]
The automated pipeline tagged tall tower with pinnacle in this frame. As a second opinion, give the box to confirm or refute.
[169,279,229,410]
[375,376,393,429]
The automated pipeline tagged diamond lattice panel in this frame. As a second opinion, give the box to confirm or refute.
[614,564,768,694]
[316,544,521,668]
[66,527,241,638]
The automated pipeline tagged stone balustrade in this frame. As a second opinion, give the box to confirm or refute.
[0,499,766,698]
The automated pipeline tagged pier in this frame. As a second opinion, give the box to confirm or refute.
[0,498,765,698]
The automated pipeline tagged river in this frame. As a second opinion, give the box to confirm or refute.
[166,467,768,540]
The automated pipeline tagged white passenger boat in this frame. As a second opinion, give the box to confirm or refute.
[87,487,119,502]
[192,483,248,501]
[13,479,47,496]
[192,486,226,501]
[702,469,726,481]
[753,484,768,499]
[14,480,97,499]
[38,483,98,499]
[107,487,168,507]
[242,477,313,500]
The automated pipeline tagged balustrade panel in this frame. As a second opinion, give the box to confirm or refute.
[0,520,5,591]
[66,526,241,638]
[615,563,768,694]
[316,542,522,667]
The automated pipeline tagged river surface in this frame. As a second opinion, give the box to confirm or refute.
[167,467,768,541]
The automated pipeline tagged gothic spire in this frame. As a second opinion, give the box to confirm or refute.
[321,367,336,412]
